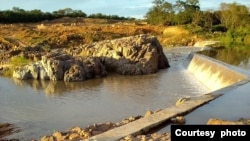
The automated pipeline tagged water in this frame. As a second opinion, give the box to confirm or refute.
[0,47,209,140]
[158,46,250,133]
[198,47,250,70]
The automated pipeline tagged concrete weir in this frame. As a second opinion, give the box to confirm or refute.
[185,53,248,91]
[88,52,249,141]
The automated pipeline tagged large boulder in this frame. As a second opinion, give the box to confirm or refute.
[68,34,170,75]
[13,34,170,81]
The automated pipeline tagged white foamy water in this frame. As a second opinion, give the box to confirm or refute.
[0,47,209,140]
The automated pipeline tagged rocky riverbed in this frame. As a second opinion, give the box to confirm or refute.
[2,111,249,141]
[39,109,173,141]
[0,109,172,141]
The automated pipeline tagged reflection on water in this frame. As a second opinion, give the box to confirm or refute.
[0,47,209,140]
[199,47,250,70]
[11,78,104,95]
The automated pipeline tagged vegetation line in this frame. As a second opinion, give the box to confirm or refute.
[145,0,250,46]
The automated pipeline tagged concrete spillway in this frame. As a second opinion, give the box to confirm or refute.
[89,50,250,141]
[185,53,248,92]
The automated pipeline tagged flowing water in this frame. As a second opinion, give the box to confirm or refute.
[158,46,250,133]
[0,47,211,140]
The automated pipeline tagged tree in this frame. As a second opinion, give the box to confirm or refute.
[174,0,200,25]
[195,10,221,31]
[145,0,174,25]
[218,2,249,29]
[0,7,86,23]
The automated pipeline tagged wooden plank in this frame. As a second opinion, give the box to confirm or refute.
[88,94,221,141]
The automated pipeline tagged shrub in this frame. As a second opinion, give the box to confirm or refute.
[244,35,250,45]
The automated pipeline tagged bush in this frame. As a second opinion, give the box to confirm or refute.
[244,35,250,45]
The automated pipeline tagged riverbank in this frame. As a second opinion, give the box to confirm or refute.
[39,109,172,141]
[1,116,249,141]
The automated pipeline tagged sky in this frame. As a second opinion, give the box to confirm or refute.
[0,0,250,19]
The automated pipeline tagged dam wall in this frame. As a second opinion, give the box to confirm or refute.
[185,53,248,91]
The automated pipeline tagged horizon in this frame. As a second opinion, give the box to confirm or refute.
[1,0,250,19]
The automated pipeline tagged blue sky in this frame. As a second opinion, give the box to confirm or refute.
[0,0,250,19]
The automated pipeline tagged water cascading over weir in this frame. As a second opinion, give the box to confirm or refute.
[184,53,249,92]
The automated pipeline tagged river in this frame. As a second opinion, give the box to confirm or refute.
[0,47,210,140]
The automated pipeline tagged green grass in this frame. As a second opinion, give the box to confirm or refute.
[1,55,32,76]
[9,55,31,66]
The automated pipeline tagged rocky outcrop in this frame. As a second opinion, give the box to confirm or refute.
[13,34,170,81]
[13,50,107,82]
[68,34,169,75]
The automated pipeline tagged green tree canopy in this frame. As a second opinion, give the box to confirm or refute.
[145,0,174,25]
[218,2,250,29]
[145,0,201,25]
[174,0,200,24]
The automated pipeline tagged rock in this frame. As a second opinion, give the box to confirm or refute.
[70,126,82,134]
[70,34,170,75]
[128,116,135,121]
[69,133,79,140]
[124,135,133,140]
[80,130,90,138]
[64,64,86,81]
[52,131,64,141]
[98,123,112,131]
[13,66,32,80]
[41,51,69,81]
[13,50,107,82]
[13,35,169,81]
[151,133,162,139]
[207,118,244,125]
[41,136,55,141]
[171,116,186,124]
[238,118,250,124]
[121,119,130,124]
[39,64,50,80]
[120,133,171,141]
[12,62,48,80]
[144,110,153,117]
